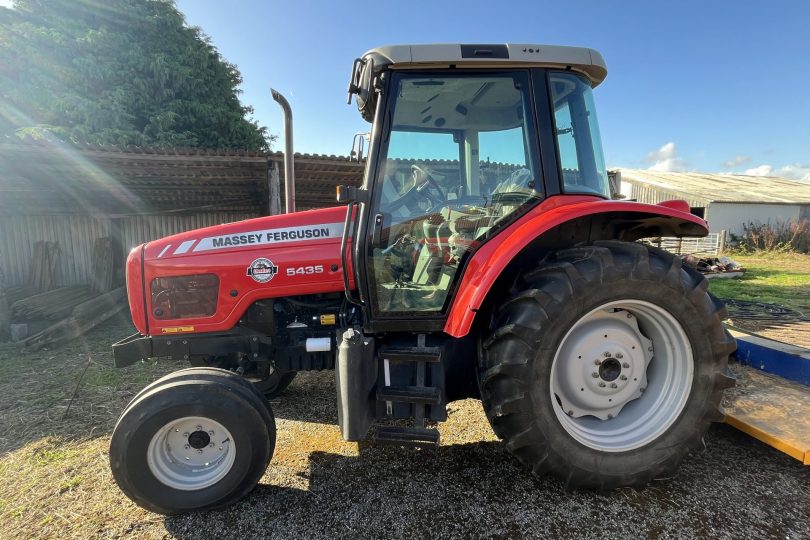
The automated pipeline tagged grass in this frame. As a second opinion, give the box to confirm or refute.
[0,316,179,538]
[708,251,810,315]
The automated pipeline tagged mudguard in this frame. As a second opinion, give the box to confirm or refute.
[443,195,709,338]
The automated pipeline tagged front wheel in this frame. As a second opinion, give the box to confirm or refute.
[110,368,276,514]
[479,241,735,489]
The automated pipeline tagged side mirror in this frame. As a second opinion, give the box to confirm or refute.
[349,132,369,162]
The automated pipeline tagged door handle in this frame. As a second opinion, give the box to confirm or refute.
[371,213,384,247]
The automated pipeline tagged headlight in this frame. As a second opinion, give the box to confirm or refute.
[150,274,219,320]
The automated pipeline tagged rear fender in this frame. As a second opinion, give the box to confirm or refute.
[443,196,708,337]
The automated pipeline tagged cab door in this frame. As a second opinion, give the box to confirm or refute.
[360,70,544,327]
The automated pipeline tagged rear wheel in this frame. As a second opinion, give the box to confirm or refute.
[110,368,276,514]
[479,241,735,489]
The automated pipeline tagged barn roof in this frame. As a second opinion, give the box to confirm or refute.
[0,142,364,215]
[618,169,810,205]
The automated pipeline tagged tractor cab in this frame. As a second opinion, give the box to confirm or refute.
[343,44,611,325]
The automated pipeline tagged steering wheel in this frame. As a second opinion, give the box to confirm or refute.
[382,164,446,212]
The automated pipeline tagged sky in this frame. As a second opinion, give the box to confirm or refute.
[171,0,810,180]
[7,0,805,179]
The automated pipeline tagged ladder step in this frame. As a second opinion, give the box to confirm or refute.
[375,426,440,447]
[377,385,441,404]
[379,346,441,363]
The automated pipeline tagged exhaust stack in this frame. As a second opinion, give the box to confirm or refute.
[271,89,295,213]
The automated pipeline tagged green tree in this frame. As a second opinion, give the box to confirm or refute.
[0,0,269,150]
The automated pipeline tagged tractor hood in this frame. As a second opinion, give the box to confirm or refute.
[130,206,351,336]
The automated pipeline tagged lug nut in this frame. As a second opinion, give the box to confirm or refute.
[648,346,654,352]
[620,375,628,381]
[594,359,602,365]
[610,383,617,388]
[208,430,214,436]
[567,410,574,416]
[616,353,623,359]
[607,413,614,419]
[598,382,606,388]
[218,447,223,451]
[197,449,203,454]
[603,351,611,357]
[184,444,190,450]
[209,443,215,448]
[196,425,202,431]
[592,372,599,378]
[622,362,630,368]
[640,387,646,393]
[183,432,189,437]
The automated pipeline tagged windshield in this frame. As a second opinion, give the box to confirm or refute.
[549,72,610,197]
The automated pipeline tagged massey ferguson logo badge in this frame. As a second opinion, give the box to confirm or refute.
[246,258,278,283]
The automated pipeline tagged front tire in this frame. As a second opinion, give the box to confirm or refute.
[110,368,276,514]
[479,241,735,489]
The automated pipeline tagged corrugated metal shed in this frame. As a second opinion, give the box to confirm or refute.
[618,169,810,205]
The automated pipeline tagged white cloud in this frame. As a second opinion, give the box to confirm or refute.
[743,164,774,176]
[0,0,12,8]
[742,163,810,182]
[644,142,687,172]
[776,163,810,182]
[722,155,751,169]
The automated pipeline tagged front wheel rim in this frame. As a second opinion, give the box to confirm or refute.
[146,416,236,490]
[550,300,694,452]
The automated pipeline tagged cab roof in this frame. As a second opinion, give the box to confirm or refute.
[362,43,607,87]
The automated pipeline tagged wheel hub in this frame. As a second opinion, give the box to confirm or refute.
[147,416,236,491]
[187,430,211,450]
[555,309,653,420]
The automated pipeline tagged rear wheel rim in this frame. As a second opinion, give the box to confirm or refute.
[146,416,236,490]
[550,300,693,452]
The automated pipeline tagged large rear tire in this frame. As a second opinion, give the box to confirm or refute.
[110,368,276,514]
[479,241,735,489]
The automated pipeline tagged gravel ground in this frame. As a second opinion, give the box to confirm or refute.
[1,321,809,539]
[158,373,810,540]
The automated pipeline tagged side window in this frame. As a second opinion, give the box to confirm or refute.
[550,72,610,197]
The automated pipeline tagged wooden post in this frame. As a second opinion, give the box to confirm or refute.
[719,230,727,254]
[268,159,281,216]
[0,254,9,342]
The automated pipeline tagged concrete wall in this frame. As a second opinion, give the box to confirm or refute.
[706,203,803,235]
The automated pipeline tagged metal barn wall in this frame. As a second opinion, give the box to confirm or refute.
[706,203,801,235]
[0,212,256,288]
[0,215,110,288]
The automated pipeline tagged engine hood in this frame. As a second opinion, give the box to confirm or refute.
[137,206,352,335]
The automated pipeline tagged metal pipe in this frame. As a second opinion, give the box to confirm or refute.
[271,89,295,213]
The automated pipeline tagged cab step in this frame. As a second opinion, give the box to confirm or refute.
[375,426,440,447]
[377,385,441,405]
[378,345,441,364]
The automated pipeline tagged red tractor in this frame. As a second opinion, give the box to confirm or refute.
[109,44,735,514]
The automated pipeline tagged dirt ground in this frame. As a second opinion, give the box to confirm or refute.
[1,318,809,539]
